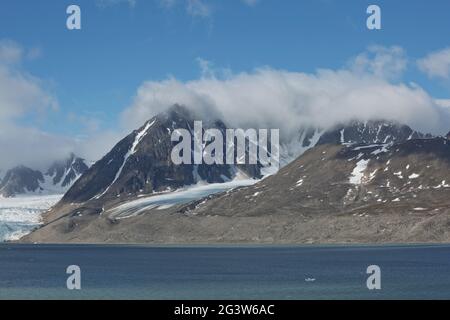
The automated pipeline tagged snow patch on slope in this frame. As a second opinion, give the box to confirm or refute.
[350,159,369,185]
[27,172,83,196]
[95,119,156,199]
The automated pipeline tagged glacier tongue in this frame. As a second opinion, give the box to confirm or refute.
[108,178,257,220]
[0,194,62,242]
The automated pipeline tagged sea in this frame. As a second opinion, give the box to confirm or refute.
[0,244,449,300]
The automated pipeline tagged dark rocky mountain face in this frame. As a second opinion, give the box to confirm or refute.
[0,166,44,197]
[318,120,429,145]
[279,120,430,165]
[0,154,89,198]
[61,105,433,206]
[46,153,89,188]
[61,105,262,204]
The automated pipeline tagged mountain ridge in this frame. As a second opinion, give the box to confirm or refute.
[21,134,450,244]
[19,105,450,244]
[60,105,263,205]
[0,153,89,198]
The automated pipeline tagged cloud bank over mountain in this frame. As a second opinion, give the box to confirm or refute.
[0,40,119,171]
[0,40,72,170]
[122,46,450,139]
[1,42,450,172]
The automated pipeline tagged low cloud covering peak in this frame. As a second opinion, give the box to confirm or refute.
[122,47,449,140]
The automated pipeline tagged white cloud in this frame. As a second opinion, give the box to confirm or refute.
[0,41,63,170]
[0,124,75,171]
[0,68,59,121]
[196,57,231,79]
[0,40,121,171]
[418,47,450,79]
[435,99,450,109]
[74,130,123,164]
[0,41,58,124]
[121,47,450,140]
[350,45,407,80]
[3,43,450,172]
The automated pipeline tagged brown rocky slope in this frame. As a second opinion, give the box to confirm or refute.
[21,136,450,244]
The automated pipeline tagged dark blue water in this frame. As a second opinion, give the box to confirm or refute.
[0,244,449,299]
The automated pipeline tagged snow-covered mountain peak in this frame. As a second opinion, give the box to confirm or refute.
[0,154,89,198]
[278,120,431,166]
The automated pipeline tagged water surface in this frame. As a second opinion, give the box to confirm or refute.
[0,244,449,299]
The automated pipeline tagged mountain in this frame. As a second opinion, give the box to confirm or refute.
[172,136,450,243]
[20,109,450,244]
[280,120,429,165]
[0,153,89,198]
[0,166,44,197]
[46,153,89,189]
[62,109,431,206]
[60,105,262,205]
[188,136,450,217]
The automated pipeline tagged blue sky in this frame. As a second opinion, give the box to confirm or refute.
[0,0,450,168]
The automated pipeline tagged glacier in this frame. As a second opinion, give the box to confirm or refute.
[0,195,61,242]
